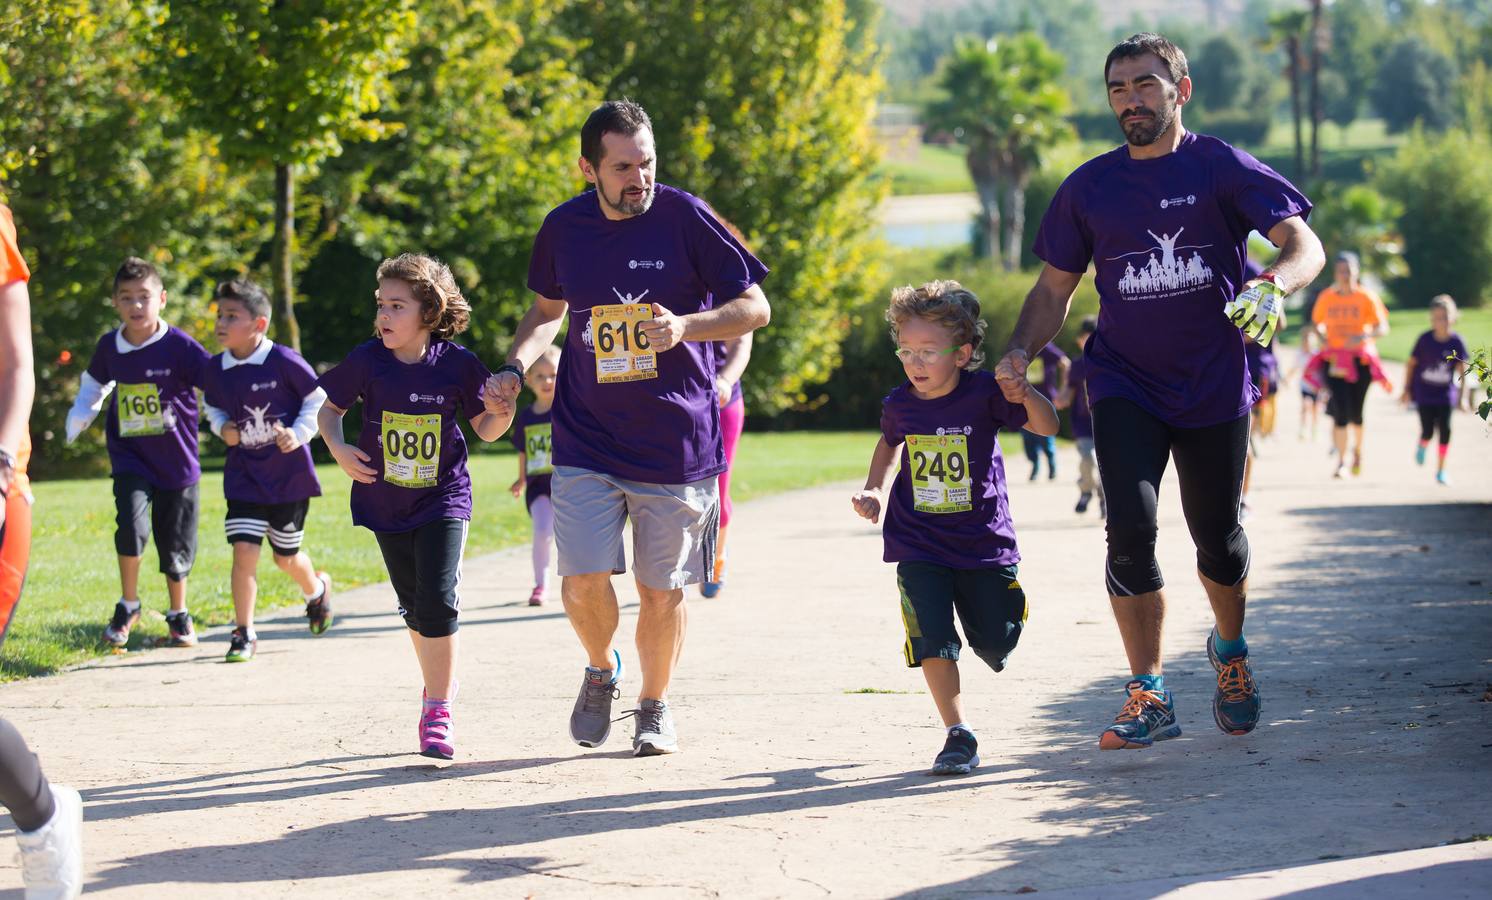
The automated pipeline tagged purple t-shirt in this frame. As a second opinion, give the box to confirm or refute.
[1410,331,1469,407]
[509,404,554,510]
[1033,342,1068,401]
[1068,355,1093,439]
[317,339,491,533]
[85,325,208,490]
[203,343,322,505]
[527,184,768,484]
[1033,132,1312,428]
[879,370,1029,569]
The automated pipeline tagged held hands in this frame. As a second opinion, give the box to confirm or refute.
[481,378,515,418]
[221,422,242,447]
[993,350,1031,404]
[715,375,733,408]
[1224,278,1286,346]
[330,442,377,484]
[271,422,300,453]
[640,303,685,353]
[851,488,883,524]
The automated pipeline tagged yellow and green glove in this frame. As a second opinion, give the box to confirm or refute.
[1224,274,1285,346]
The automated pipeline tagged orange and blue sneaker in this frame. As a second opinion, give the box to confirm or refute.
[1099,680,1181,750]
[1207,630,1262,735]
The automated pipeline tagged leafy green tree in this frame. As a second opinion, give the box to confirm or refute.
[1376,128,1492,307]
[925,33,1072,271]
[1266,9,1309,178]
[1190,34,1253,112]
[153,1,417,351]
[1305,183,1404,284]
[1370,39,1458,134]
[561,0,886,413]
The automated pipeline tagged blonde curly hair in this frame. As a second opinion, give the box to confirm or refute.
[375,253,471,340]
[886,279,986,370]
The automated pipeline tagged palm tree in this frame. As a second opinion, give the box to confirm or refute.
[924,33,1073,270]
[1267,10,1311,179]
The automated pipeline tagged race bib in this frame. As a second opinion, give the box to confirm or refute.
[591,303,658,383]
[906,434,972,514]
[117,383,166,437]
[525,422,554,476]
[381,411,441,489]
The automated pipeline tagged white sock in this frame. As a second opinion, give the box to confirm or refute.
[167,608,188,618]
[304,584,324,602]
[120,599,140,613]
[949,723,972,736]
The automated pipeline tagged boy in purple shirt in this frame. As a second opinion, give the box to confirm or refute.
[67,258,210,650]
[1020,342,1068,481]
[852,281,1058,775]
[1402,294,1470,485]
[318,253,513,760]
[508,345,560,606]
[202,278,333,662]
[996,33,1324,751]
[1056,316,1102,516]
[493,101,771,757]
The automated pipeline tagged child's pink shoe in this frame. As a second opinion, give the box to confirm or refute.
[419,689,455,760]
[528,585,546,606]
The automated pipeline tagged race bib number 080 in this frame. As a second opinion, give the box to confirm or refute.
[525,422,554,476]
[591,304,657,383]
[906,434,973,514]
[381,411,441,489]
[117,383,166,437]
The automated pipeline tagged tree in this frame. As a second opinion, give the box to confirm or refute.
[1266,10,1309,179]
[1370,39,1458,134]
[924,33,1073,271]
[1308,0,1324,176]
[1376,128,1492,308]
[153,1,417,352]
[1324,0,1389,133]
[561,0,886,414]
[1190,34,1253,113]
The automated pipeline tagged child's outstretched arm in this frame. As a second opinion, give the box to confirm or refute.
[851,436,899,525]
[318,401,376,483]
[1400,356,1417,405]
[1022,389,1060,437]
[65,371,113,444]
[470,376,515,442]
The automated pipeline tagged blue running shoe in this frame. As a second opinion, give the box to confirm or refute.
[1207,631,1262,735]
[1099,681,1181,750]
[1415,444,1427,466]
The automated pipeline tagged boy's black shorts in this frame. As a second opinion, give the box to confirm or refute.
[113,474,198,581]
[225,499,311,557]
[896,561,1027,673]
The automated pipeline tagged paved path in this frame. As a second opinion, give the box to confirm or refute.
[3,390,1489,897]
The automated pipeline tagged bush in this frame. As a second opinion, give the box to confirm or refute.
[1190,110,1273,149]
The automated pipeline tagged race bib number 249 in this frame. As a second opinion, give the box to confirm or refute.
[906,434,972,514]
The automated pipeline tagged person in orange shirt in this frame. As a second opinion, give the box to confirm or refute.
[0,203,84,898]
[1310,251,1389,478]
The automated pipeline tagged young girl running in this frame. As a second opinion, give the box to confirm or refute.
[318,253,513,760]
[851,280,1058,775]
[1402,295,1469,485]
[703,333,751,597]
[509,346,560,605]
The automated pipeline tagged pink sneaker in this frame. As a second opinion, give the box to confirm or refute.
[528,585,546,607]
[419,689,455,760]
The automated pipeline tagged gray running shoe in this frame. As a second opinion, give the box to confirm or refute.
[631,698,679,756]
[569,649,622,748]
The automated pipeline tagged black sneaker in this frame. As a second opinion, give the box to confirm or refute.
[224,627,256,663]
[1075,492,1092,513]
[931,727,980,775]
[306,571,333,635]
[102,601,140,647]
[165,611,197,647]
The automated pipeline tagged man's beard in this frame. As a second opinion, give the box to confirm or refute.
[1118,100,1177,147]
[601,182,653,217]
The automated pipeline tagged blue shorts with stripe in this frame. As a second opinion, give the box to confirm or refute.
[896,561,1027,673]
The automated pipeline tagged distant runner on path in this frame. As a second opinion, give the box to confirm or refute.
[493,100,770,757]
[995,33,1325,751]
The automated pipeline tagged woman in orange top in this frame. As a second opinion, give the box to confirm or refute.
[1310,251,1389,478]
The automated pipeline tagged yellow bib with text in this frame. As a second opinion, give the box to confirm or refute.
[591,304,658,383]
[906,433,972,514]
[117,383,166,437]
[525,422,554,476]
[381,411,441,489]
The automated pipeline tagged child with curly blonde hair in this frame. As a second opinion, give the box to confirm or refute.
[851,280,1058,775]
[317,253,514,760]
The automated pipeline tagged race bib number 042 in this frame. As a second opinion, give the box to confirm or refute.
[591,303,658,383]
[381,411,441,489]
[525,422,554,476]
[117,383,166,437]
[906,433,973,514]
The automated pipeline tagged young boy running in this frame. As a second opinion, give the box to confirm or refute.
[67,258,210,649]
[202,278,333,661]
[851,280,1059,775]
[508,345,560,606]
[1056,316,1103,516]
[1402,294,1469,486]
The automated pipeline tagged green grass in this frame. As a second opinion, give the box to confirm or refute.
[1375,308,1492,362]
[878,143,973,196]
[2,431,895,680]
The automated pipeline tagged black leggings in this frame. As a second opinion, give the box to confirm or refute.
[1417,404,1452,446]
[0,718,53,832]
[1092,398,1250,597]
[1326,360,1372,427]
[375,518,467,638]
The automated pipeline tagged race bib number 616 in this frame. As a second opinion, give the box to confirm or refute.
[381,411,441,489]
[907,434,973,514]
[591,303,658,383]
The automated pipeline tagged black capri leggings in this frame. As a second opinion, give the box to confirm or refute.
[1325,359,1373,427]
[1091,397,1251,597]
[1417,404,1452,447]
[374,517,467,638]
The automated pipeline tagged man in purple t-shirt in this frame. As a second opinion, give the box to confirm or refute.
[493,101,771,757]
[995,33,1325,751]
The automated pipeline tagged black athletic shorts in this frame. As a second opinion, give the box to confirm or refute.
[375,517,467,638]
[896,561,1027,673]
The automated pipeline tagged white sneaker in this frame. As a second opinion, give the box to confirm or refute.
[15,784,82,900]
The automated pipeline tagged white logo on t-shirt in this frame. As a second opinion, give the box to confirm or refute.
[1108,227,1215,300]
[628,259,666,270]
[238,403,278,448]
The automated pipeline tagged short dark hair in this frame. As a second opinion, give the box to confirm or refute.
[113,256,162,293]
[1079,315,1098,335]
[213,278,272,320]
[580,100,653,167]
[1105,33,1189,85]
